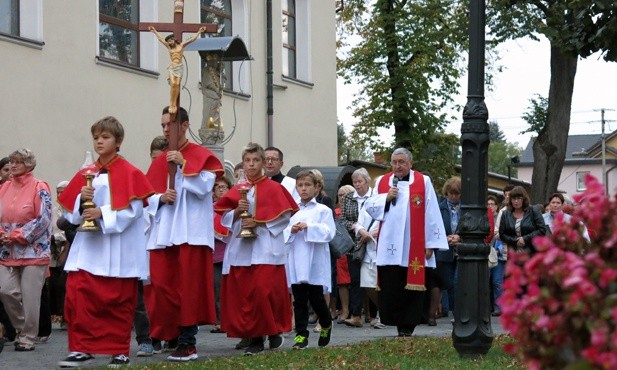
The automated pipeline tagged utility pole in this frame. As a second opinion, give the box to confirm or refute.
[594,109,615,195]
[601,109,607,194]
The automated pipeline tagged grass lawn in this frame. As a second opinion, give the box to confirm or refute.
[133,335,523,369]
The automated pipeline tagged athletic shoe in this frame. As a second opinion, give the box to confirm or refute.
[136,343,154,357]
[108,354,130,368]
[268,334,284,350]
[58,352,94,368]
[243,340,264,356]
[235,338,251,350]
[162,338,178,352]
[167,343,198,362]
[151,340,162,354]
[292,335,308,350]
[318,326,332,347]
[14,343,35,351]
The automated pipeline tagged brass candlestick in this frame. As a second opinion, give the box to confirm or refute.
[235,169,257,238]
[237,187,257,238]
[77,161,101,232]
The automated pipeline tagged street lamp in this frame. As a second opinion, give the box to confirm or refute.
[507,155,520,183]
[454,0,493,357]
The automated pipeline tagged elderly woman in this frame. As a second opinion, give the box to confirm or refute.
[498,186,547,256]
[0,149,52,351]
[543,193,590,241]
[339,168,373,327]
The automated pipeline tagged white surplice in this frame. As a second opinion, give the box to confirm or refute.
[64,173,149,279]
[364,171,448,268]
[145,168,217,250]
[283,198,335,292]
[281,175,301,202]
[220,186,293,274]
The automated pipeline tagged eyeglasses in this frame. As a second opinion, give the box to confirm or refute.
[215,185,229,190]
[264,157,280,163]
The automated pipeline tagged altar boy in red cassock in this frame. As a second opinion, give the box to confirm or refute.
[144,106,224,362]
[214,142,298,356]
[56,117,154,368]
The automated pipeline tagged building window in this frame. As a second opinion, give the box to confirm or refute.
[0,0,19,36]
[576,171,589,191]
[201,0,233,90]
[99,0,140,66]
[282,0,297,78]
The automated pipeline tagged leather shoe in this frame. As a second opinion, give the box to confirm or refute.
[492,311,502,317]
[343,318,363,327]
[427,318,437,326]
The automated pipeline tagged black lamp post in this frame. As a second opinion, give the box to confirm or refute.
[453,0,493,357]
[508,156,520,183]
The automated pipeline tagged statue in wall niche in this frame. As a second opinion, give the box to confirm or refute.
[199,53,226,145]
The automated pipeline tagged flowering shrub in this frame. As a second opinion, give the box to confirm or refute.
[499,174,617,370]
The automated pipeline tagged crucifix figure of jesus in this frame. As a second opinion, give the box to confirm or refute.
[149,25,206,115]
[139,1,216,187]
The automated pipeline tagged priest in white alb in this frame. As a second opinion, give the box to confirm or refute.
[364,147,448,337]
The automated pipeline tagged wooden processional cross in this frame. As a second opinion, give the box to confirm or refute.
[138,1,217,188]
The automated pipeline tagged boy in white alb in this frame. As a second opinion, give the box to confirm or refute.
[57,117,154,368]
[284,170,336,349]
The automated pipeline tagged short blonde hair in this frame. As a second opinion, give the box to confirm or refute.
[9,148,36,169]
[241,142,265,160]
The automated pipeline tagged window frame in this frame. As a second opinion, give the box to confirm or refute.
[282,0,297,78]
[0,0,19,37]
[576,171,589,192]
[98,0,141,68]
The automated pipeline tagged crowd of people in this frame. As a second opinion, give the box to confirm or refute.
[0,106,594,367]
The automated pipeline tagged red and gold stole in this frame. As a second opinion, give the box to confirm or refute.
[378,171,426,291]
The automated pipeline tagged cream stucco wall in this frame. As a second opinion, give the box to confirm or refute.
[1,0,337,190]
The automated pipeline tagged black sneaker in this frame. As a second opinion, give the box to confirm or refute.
[235,338,251,350]
[243,341,264,356]
[292,335,308,350]
[163,338,178,353]
[318,326,332,347]
[152,340,162,354]
[108,354,130,368]
[58,352,94,368]
[268,334,284,350]
[167,343,198,362]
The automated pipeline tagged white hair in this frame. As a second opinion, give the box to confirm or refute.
[351,167,371,184]
[392,147,413,161]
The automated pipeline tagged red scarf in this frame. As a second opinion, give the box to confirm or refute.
[214,176,298,222]
[58,155,154,212]
[378,171,426,291]
[146,141,224,193]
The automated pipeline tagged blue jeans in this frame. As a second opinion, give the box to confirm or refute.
[439,260,457,313]
[178,325,198,346]
[490,261,505,312]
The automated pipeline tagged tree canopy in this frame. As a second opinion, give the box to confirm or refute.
[337,0,468,158]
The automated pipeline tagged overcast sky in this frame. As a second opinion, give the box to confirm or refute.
[337,37,617,150]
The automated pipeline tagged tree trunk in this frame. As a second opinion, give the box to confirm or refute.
[530,45,577,204]
[379,0,412,149]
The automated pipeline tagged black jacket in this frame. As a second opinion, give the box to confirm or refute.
[498,206,548,254]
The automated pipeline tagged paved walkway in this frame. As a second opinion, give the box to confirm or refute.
[2,317,505,369]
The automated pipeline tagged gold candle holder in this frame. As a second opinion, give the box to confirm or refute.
[235,169,256,238]
[77,166,101,232]
[237,187,257,238]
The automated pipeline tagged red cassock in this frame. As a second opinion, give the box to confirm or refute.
[214,176,298,338]
[144,142,223,341]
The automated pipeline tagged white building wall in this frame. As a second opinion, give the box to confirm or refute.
[517,164,617,200]
[1,0,337,190]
